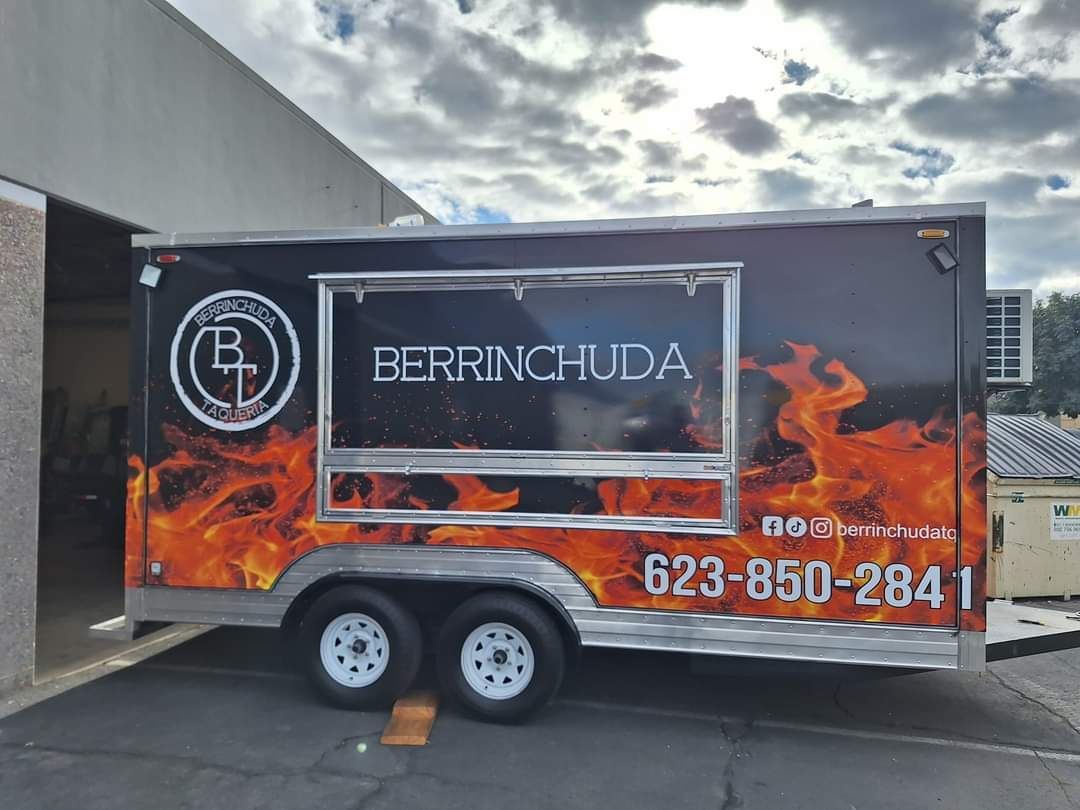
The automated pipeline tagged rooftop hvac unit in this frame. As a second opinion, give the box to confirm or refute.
[986,289,1032,386]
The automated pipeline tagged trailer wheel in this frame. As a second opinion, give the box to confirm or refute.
[300,585,421,710]
[437,592,565,723]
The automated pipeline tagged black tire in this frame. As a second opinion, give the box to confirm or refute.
[437,591,566,723]
[299,585,422,710]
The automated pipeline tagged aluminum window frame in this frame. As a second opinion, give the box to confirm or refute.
[312,262,741,535]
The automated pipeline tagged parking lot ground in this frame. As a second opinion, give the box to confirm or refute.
[1,627,1079,809]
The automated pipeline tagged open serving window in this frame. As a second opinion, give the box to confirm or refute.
[311,263,740,535]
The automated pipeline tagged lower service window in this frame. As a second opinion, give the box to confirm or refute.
[312,263,740,535]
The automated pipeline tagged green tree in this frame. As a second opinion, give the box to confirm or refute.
[990,292,1080,417]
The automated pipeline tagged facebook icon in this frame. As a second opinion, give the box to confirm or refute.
[762,515,784,537]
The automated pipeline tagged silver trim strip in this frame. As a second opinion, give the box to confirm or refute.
[316,281,331,542]
[320,507,731,535]
[324,450,732,477]
[132,202,987,249]
[957,630,986,670]
[310,262,742,283]
[953,220,964,629]
[132,546,968,670]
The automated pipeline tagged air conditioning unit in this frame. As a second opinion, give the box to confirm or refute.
[985,289,1032,386]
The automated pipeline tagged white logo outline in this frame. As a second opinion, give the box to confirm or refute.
[170,289,300,432]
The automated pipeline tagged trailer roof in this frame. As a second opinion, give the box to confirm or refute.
[132,201,985,249]
[987,413,1080,480]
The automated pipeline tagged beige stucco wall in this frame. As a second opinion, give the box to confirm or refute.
[0,184,45,694]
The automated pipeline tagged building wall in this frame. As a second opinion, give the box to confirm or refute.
[988,473,1080,599]
[0,0,430,233]
[0,181,46,694]
[0,0,432,694]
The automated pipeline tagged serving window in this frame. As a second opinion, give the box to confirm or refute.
[313,263,740,535]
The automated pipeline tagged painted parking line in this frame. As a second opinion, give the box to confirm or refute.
[139,663,302,681]
[34,625,209,686]
[758,718,1080,764]
[114,666,1080,764]
[1,625,210,721]
[557,698,1080,764]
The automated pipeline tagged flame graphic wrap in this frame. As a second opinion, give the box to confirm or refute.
[960,416,988,631]
[327,472,726,520]
[127,342,984,628]
[125,455,148,586]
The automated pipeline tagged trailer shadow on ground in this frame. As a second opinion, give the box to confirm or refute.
[1,628,1079,809]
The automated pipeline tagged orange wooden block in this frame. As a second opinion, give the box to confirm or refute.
[380,691,439,746]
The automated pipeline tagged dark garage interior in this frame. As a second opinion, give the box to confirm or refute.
[36,200,139,680]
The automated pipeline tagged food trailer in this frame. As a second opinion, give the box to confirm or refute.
[99,202,1015,721]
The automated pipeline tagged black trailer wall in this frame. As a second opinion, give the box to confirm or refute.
[129,212,985,633]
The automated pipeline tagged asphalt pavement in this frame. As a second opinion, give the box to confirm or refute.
[1,626,1079,809]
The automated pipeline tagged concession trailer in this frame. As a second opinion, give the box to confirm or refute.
[93,201,1078,722]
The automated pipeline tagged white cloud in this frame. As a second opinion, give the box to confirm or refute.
[169,0,1080,294]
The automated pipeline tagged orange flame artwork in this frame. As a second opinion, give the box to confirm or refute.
[126,342,985,629]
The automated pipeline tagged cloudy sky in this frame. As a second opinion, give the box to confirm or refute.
[170,0,1080,296]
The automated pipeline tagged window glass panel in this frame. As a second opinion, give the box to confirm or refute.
[328,472,725,520]
[329,282,728,455]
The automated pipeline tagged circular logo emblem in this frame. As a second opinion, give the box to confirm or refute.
[170,289,300,431]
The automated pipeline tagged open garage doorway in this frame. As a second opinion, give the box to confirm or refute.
[36,200,139,680]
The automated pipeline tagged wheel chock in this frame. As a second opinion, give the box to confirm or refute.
[380,691,439,746]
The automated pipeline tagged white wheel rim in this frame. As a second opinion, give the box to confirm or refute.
[460,622,535,700]
[320,612,390,688]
